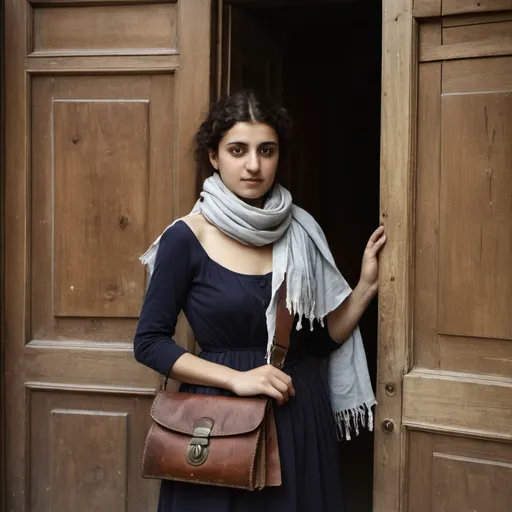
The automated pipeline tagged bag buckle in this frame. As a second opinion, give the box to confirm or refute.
[270,343,287,369]
[186,417,214,466]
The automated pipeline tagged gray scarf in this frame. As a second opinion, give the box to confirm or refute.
[140,174,376,440]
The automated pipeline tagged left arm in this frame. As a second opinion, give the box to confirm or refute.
[327,226,386,343]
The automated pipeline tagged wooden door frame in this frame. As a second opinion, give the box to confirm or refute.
[374,0,416,511]
[1,0,5,508]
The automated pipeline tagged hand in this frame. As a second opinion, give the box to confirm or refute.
[227,365,295,405]
[359,226,387,296]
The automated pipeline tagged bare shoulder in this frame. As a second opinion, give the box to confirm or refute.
[181,213,208,242]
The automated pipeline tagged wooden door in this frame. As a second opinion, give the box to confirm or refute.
[376,1,512,510]
[3,1,211,510]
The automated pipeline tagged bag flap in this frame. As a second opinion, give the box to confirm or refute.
[150,391,268,437]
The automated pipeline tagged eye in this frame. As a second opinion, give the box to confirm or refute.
[259,147,276,157]
[229,146,245,156]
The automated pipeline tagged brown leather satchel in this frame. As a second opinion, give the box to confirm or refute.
[141,285,294,490]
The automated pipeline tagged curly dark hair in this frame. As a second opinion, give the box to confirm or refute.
[194,90,293,184]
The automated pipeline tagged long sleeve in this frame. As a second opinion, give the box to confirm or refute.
[134,223,195,376]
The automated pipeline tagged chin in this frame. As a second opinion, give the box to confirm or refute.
[239,190,265,200]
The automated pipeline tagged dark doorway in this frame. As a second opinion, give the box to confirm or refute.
[222,1,382,510]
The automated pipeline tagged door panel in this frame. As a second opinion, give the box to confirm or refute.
[32,3,177,54]
[4,1,211,510]
[408,431,512,512]
[439,88,512,340]
[29,391,154,511]
[404,14,512,512]
[378,2,512,510]
[31,74,173,336]
[413,0,512,17]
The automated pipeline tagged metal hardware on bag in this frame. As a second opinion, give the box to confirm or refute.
[186,418,214,466]
[270,343,287,369]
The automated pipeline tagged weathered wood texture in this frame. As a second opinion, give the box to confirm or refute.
[3,1,211,510]
[407,9,512,512]
[374,1,416,511]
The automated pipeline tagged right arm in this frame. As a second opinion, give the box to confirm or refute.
[134,222,294,404]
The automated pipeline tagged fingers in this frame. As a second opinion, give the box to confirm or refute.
[366,226,387,252]
[373,233,387,253]
[262,383,285,404]
[260,366,295,404]
[270,376,289,404]
[369,225,385,243]
[271,367,295,397]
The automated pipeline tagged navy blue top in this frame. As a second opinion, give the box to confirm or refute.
[134,220,339,375]
[134,220,347,511]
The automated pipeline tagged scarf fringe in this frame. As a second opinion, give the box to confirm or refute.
[334,402,375,442]
[140,244,157,268]
[285,296,316,331]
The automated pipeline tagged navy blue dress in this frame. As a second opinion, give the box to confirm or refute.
[134,221,346,512]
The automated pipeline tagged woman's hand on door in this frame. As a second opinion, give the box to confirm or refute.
[359,225,386,296]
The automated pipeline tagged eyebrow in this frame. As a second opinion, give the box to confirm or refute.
[225,141,278,146]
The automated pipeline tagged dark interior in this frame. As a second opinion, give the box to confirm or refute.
[228,1,382,510]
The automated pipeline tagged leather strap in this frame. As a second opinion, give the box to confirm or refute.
[270,282,294,369]
[163,281,294,390]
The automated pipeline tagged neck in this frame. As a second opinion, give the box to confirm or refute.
[242,196,265,208]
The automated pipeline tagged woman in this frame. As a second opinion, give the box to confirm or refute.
[134,90,386,511]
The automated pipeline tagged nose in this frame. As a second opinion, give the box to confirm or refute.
[245,150,260,172]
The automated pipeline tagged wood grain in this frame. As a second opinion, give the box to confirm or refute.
[0,0,5,504]
[413,62,441,370]
[444,19,512,45]
[403,370,512,440]
[53,100,149,318]
[408,430,512,511]
[27,54,179,73]
[4,0,30,509]
[374,1,416,511]
[29,390,158,511]
[442,0,512,16]
[439,92,512,340]
[442,56,512,94]
[25,340,158,390]
[50,410,128,510]
[420,17,512,61]
[29,0,174,4]
[438,335,512,377]
[30,75,174,342]
[418,20,441,56]
[4,1,212,509]
[443,11,512,27]
[32,3,177,55]
[412,0,441,17]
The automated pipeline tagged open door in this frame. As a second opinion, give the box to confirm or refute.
[3,1,211,510]
[376,1,512,510]
[218,3,382,510]
[219,3,283,102]
[218,3,295,189]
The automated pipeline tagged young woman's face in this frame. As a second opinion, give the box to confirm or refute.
[209,122,280,206]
